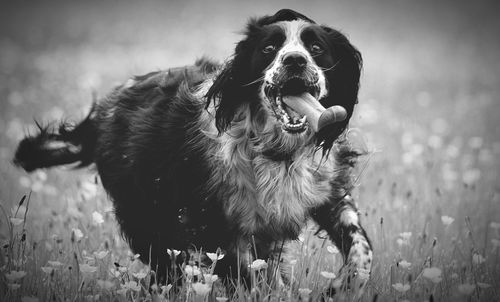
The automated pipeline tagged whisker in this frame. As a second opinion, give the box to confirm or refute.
[320,60,341,72]
[241,76,265,87]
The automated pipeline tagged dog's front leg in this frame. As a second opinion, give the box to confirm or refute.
[311,195,372,295]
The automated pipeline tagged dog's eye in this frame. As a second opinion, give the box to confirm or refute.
[310,43,324,54]
[262,45,276,54]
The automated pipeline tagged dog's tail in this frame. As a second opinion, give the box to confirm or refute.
[13,105,97,172]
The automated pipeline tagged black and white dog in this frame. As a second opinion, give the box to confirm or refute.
[14,9,372,292]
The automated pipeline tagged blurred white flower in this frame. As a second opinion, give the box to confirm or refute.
[422,267,442,283]
[392,283,410,293]
[161,284,173,296]
[298,288,312,299]
[133,270,148,279]
[250,259,268,270]
[192,282,211,296]
[167,249,181,258]
[34,170,47,182]
[398,260,411,269]
[184,265,201,276]
[477,282,491,289]
[31,181,44,192]
[19,176,31,188]
[5,270,27,281]
[47,260,63,267]
[92,211,104,225]
[427,135,443,149]
[8,284,21,290]
[215,298,228,302]
[94,250,109,260]
[462,169,481,185]
[491,238,500,250]
[457,283,475,295]
[72,228,84,241]
[490,222,500,230]
[441,215,455,226]
[472,253,485,265]
[468,137,483,149]
[97,279,115,290]
[10,217,24,226]
[399,232,412,240]
[431,118,448,135]
[320,271,336,279]
[206,252,224,261]
[41,267,53,274]
[327,245,339,254]
[122,281,141,292]
[203,274,218,285]
[79,264,97,274]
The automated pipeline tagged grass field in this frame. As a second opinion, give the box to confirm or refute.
[1,0,499,301]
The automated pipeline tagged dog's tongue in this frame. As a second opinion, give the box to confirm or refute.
[282,93,347,132]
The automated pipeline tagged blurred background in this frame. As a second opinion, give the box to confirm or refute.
[0,0,499,293]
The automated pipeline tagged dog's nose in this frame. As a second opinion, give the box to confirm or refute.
[282,52,307,68]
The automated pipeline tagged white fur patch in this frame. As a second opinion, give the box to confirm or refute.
[340,208,359,227]
[263,20,328,100]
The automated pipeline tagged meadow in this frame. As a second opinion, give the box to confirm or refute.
[0,0,499,301]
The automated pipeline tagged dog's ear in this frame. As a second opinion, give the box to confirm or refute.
[318,26,362,150]
[206,39,253,134]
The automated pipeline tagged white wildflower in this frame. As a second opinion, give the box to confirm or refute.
[392,283,410,293]
[457,283,475,295]
[250,259,268,270]
[472,253,486,265]
[327,245,339,254]
[47,260,63,267]
[122,281,141,292]
[97,279,115,290]
[79,263,98,274]
[5,270,27,281]
[206,252,224,261]
[10,217,24,226]
[184,265,201,276]
[298,288,312,299]
[422,267,442,283]
[320,271,336,279]
[94,250,109,259]
[477,282,491,289]
[398,260,411,269]
[72,228,84,241]
[192,282,211,296]
[441,215,455,226]
[41,267,53,274]
[92,211,104,225]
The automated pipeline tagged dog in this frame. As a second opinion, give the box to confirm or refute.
[14,9,372,293]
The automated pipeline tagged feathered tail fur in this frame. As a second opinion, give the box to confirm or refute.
[13,107,97,172]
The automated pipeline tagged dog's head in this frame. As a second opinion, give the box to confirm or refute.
[206,9,362,159]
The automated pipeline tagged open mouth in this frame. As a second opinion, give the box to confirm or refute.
[264,77,320,133]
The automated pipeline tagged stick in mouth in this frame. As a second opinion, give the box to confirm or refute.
[282,92,347,132]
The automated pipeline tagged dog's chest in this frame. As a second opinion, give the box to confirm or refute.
[221,151,334,237]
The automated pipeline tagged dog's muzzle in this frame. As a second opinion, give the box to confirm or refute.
[263,56,321,133]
